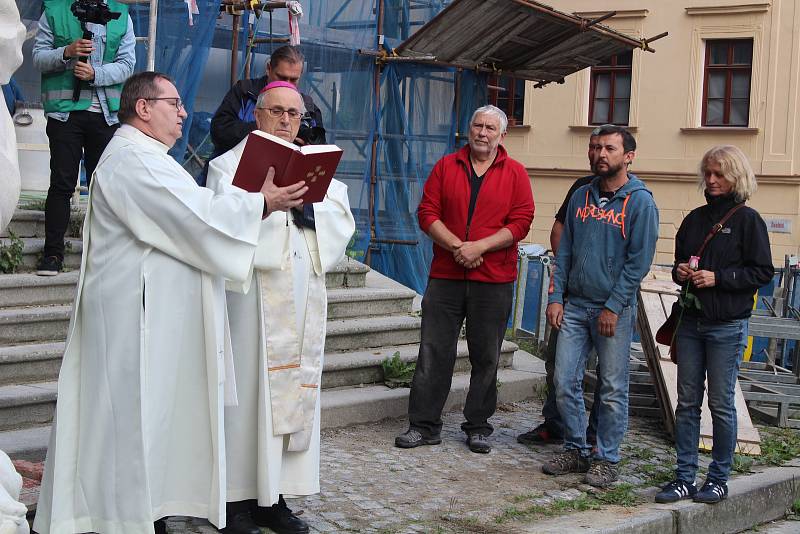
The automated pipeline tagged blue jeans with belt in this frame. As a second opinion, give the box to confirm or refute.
[674,315,748,484]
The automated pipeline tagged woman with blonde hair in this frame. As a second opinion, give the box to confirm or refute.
[655,145,773,504]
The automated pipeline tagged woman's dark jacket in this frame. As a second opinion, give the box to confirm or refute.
[671,192,773,321]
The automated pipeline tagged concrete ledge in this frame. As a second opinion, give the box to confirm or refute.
[321,367,543,430]
[0,272,79,307]
[322,340,517,389]
[525,464,800,533]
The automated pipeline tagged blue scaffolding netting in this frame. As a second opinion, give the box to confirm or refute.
[13,0,488,294]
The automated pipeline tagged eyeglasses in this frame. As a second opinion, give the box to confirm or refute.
[260,107,303,120]
[144,97,184,110]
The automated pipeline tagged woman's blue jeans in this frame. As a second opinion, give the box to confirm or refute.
[674,315,748,484]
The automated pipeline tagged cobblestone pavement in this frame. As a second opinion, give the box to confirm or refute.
[169,398,719,533]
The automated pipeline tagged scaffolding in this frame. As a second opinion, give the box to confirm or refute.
[13,0,660,293]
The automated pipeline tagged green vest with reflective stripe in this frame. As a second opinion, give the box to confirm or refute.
[41,0,128,113]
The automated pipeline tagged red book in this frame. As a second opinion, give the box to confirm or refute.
[232,130,344,204]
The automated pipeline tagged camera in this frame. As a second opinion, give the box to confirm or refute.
[296,113,326,145]
[71,0,121,26]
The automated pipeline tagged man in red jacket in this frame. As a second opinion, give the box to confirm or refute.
[395,105,535,454]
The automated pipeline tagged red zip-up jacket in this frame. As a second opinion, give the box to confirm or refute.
[418,144,535,283]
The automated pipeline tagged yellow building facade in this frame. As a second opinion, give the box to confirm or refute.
[508,0,798,266]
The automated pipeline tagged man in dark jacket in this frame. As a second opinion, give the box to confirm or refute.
[395,105,535,454]
[543,125,659,488]
[517,128,603,446]
[202,45,323,186]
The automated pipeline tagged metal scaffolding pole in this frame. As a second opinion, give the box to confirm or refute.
[146,0,158,70]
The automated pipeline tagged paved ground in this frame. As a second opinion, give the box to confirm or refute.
[166,398,717,533]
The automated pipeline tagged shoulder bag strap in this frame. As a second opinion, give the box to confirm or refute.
[695,202,746,258]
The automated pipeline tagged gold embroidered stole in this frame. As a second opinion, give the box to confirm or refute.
[258,223,326,452]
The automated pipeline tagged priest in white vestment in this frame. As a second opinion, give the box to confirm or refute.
[206,81,354,534]
[33,72,309,534]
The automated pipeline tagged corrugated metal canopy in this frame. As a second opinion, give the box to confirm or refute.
[394,0,661,86]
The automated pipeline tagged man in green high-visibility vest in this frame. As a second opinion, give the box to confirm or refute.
[32,0,135,276]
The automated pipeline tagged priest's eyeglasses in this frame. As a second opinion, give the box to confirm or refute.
[261,107,303,120]
[145,97,184,110]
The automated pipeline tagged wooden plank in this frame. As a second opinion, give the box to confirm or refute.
[637,290,675,436]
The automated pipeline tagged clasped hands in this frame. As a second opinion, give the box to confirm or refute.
[452,240,485,269]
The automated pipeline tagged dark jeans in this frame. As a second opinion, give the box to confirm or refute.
[674,316,748,484]
[542,327,600,438]
[44,111,118,259]
[408,278,514,438]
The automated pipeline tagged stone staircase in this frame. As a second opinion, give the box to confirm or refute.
[0,209,541,461]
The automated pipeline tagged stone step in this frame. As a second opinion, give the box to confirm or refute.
[0,210,85,239]
[326,285,415,320]
[0,340,508,425]
[0,302,418,351]
[1,364,542,461]
[322,339,517,389]
[0,382,58,432]
[325,258,369,288]
[321,366,542,430]
[0,272,79,308]
[0,305,71,345]
[0,425,51,462]
[1,210,44,238]
[0,259,368,306]
[0,342,65,386]
[0,237,83,272]
[0,337,514,391]
[325,315,421,352]
[0,312,421,386]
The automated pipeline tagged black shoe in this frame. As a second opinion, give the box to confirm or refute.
[517,422,563,445]
[394,428,441,448]
[693,479,728,504]
[654,479,697,503]
[467,433,491,453]
[218,510,261,534]
[36,255,62,276]
[154,518,167,534]
[252,496,309,534]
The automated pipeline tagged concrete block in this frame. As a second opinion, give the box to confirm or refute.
[0,382,57,431]
[320,367,543,430]
[325,315,421,352]
[7,237,83,271]
[0,305,71,344]
[326,258,369,289]
[326,286,415,320]
[674,467,800,534]
[1,210,84,239]
[0,272,78,307]
[0,425,51,461]
[0,342,65,385]
[321,340,517,389]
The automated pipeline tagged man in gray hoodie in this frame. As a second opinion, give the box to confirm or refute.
[542,125,659,488]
